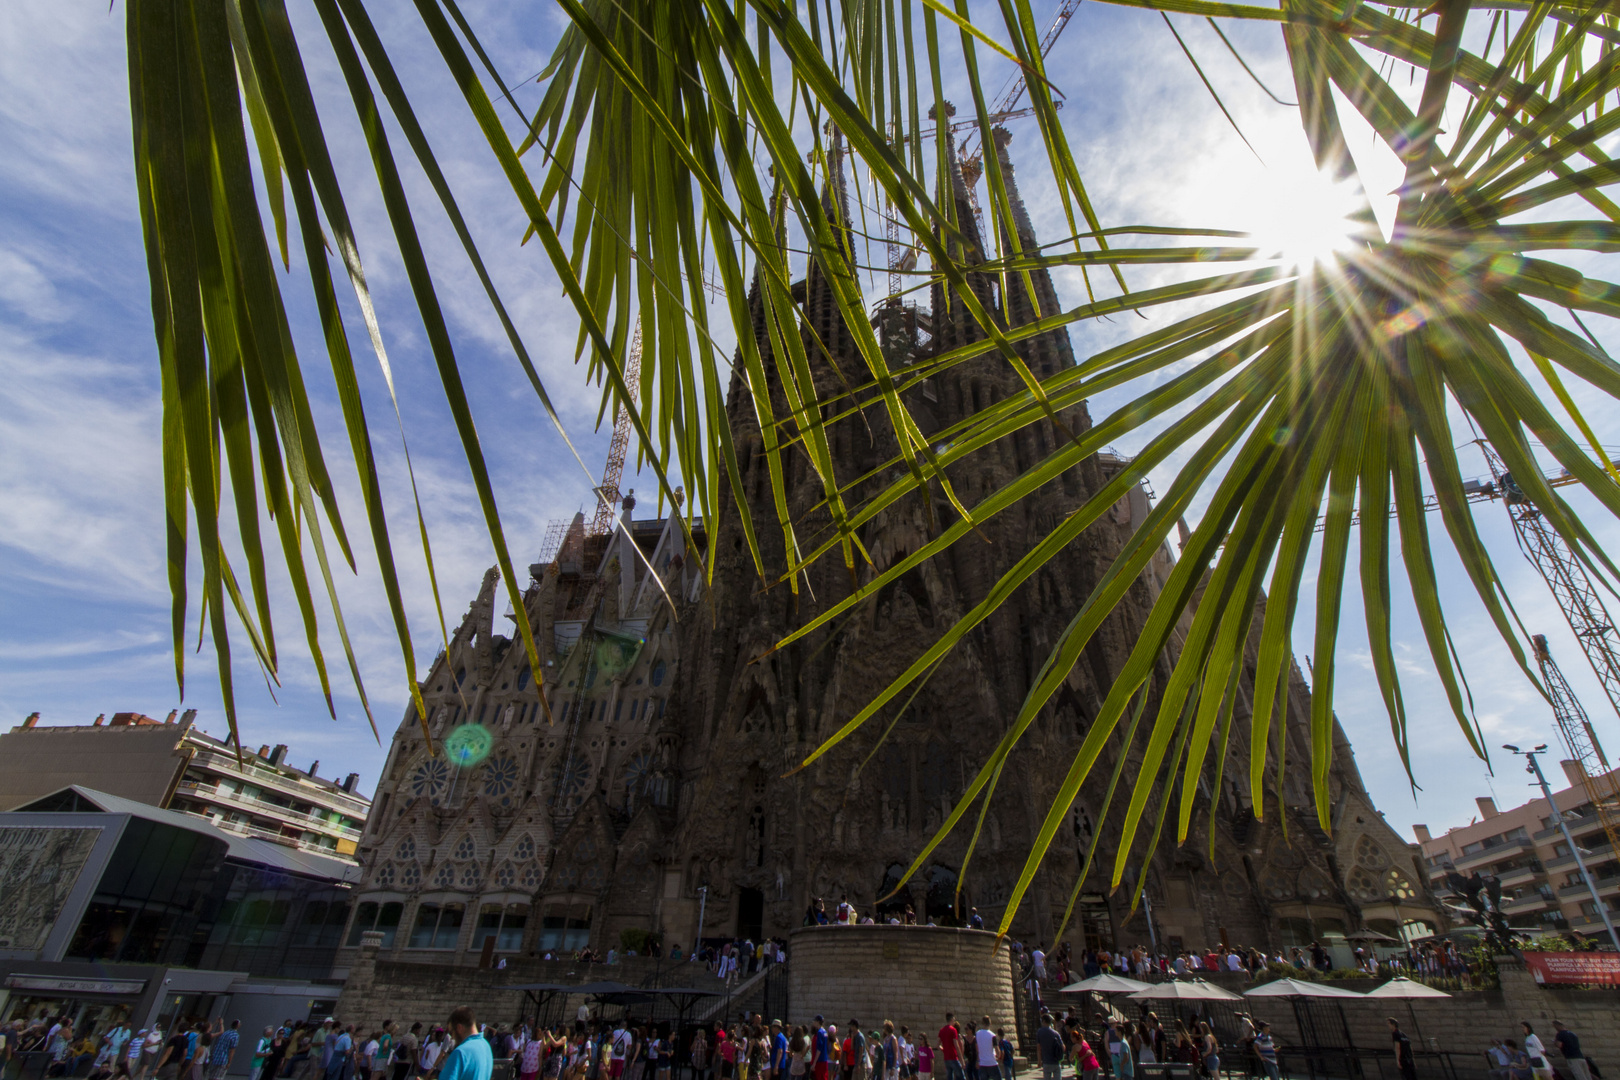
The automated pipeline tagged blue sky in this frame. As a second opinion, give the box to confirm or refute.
[3,0,1618,846]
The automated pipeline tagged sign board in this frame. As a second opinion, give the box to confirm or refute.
[1522,951,1620,987]
[4,975,147,996]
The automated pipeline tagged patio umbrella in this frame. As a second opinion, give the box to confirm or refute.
[1126,979,1242,1001]
[1243,978,1363,999]
[1365,977,1451,1049]
[1060,974,1154,994]
[1060,973,1153,1028]
[1244,978,1361,1052]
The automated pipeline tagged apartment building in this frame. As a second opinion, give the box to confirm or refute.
[1415,759,1620,940]
[0,710,368,862]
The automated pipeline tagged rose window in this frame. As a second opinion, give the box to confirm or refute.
[495,862,516,888]
[454,835,476,860]
[513,835,536,861]
[484,755,520,801]
[461,863,483,889]
[376,862,396,887]
[521,863,543,889]
[1356,835,1391,869]
[411,759,449,803]
[395,837,417,860]
[1346,867,1382,902]
[400,862,421,888]
[552,864,580,890]
[435,862,456,888]
[1385,870,1417,900]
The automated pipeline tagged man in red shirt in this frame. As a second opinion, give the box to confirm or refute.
[937,1015,963,1080]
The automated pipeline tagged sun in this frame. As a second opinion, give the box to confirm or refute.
[1246,167,1365,268]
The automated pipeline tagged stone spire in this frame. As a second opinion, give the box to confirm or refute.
[992,126,1075,376]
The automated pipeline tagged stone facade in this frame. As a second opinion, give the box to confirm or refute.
[332,127,1439,985]
[786,926,1017,1039]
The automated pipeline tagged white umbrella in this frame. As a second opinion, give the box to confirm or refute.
[1364,977,1451,999]
[1060,974,1154,994]
[1127,979,1242,1002]
[1365,977,1451,1049]
[1243,978,1363,999]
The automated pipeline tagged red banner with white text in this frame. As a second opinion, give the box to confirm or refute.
[1522,951,1620,987]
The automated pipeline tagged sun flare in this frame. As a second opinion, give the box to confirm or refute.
[1247,168,1365,267]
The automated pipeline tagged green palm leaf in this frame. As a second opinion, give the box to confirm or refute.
[123,0,1620,931]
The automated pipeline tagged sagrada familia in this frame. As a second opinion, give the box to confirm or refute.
[335,128,1437,969]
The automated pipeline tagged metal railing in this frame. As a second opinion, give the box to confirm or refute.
[187,748,371,814]
[178,779,364,838]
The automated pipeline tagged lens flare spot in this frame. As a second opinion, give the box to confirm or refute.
[445,723,493,768]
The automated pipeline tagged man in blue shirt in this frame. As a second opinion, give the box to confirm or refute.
[439,1009,493,1080]
[812,1018,830,1080]
[770,1021,789,1078]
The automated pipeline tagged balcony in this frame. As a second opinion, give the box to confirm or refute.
[1501,892,1555,915]
[177,780,363,840]
[1534,811,1613,842]
[1545,840,1617,874]
[1454,838,1533,870]
[1494,864,1542,888]
[187,748,370,815]
[177,807,351,860]
[1556,873,1620,899]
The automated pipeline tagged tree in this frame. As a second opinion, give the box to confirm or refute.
[126,0,1620,928]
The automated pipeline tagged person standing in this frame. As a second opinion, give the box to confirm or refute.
[913,1036,939,1080]
[439,1011,493,1080]
[973,1021,996,1080]
[810,1020,830,1080]
[1033,1016,1061,1080]
[1520,1024,1553,1080]
[1252,1024,1278,1080]
[1551,1022,1589,1080]
[393,1026,419,1080]
[209,1021,240,1080]
[324,1028,353,1080]
[1195,1024,1217,1080]
[1387,1019,1415,1080]
[935,1018,961,1080]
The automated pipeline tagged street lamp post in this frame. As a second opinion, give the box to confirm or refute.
[1504,744,1620,952]
[694,885,708,955]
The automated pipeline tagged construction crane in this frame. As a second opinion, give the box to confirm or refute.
[957,0,1085,228]
[588,319,643,545]
[1479,441,1620,725]
[1530,634,1620,918]
[881,0,1082,299]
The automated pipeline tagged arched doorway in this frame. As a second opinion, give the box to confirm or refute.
[925,864,960,925]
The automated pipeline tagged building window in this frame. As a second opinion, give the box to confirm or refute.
[408,903,465,949]
[651,662,666,687]
[538,903,591,952]
[517,666,531,691]
[513,835,536,862]
[400,862,421,888]
[454,835,476,860]
[435,862,456,889]
[346,900,404,947]
[396,837,417,860]
[474,903,529,952]
[295,899,351,947]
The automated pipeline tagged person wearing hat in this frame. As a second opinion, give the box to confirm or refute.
[811,1021,829,1080]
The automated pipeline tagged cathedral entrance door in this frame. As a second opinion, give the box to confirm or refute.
[738,887,764,941]
[1076,893,1114,954]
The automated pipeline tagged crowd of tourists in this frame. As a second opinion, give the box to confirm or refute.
[2,1002,1604,1080]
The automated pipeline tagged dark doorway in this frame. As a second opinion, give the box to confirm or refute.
[738,887,764,941]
